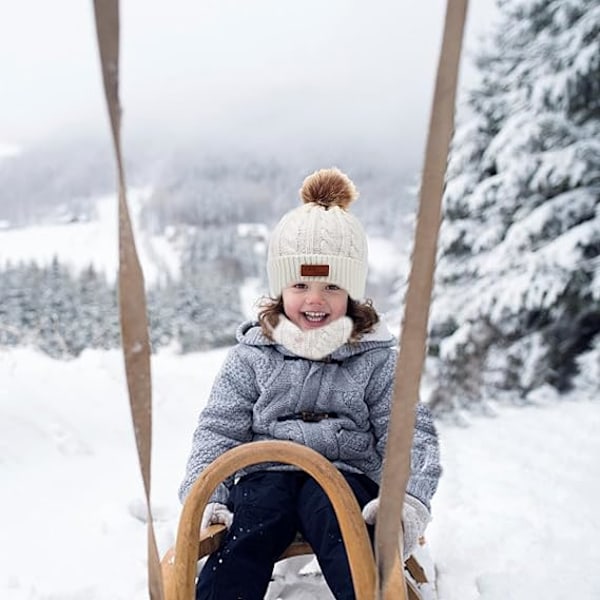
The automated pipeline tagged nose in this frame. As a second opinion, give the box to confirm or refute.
[306,288,324,304]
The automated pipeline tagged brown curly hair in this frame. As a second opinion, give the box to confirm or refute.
[258,296,379,342]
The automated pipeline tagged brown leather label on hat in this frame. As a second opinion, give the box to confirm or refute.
[301,264,329,277]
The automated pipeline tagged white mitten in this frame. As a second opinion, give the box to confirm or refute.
[400,495,431,558]
[201,502,234,531]
[362,497,379,525]
[271,315,353,360]
[361,495,431,558]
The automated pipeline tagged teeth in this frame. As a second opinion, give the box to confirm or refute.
[304,312,327,321]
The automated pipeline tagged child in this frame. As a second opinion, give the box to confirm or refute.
[179,168,441,600]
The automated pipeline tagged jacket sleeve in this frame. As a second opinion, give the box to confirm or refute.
[364,349,396,463]
[178,345,258,504]
[365,349,442,510]
[406,403,441,510]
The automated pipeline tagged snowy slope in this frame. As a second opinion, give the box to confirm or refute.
[0,189,180,284]
[429,399,600,598]
[0,190,402,306]
[0,346,598,600]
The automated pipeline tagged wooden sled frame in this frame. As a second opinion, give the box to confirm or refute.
[161,440,428,599]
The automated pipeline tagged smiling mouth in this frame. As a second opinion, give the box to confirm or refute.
[303,311,328,323]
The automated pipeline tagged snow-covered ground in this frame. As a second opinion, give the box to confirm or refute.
[0,346,598,599]
[0,191,179,284]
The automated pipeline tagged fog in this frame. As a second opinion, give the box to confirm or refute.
[1,0,497,166]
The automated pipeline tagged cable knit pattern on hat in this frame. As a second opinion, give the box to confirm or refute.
[267,168,369,300]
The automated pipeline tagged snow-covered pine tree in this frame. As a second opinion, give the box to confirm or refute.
[76,264,119,352]
[37,257,80,358]
[428,0,600,414]
[0,262,28,346]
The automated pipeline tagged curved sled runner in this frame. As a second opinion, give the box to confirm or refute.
[161,440,430,599]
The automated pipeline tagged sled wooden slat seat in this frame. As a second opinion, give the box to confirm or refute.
[162,523,427,599]
[160,440,426,599]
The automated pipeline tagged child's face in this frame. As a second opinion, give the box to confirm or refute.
[281,281,349,331]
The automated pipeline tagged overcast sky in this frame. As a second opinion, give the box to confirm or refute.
[1,1,498,162]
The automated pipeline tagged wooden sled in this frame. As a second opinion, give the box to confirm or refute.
[161,440,431,599]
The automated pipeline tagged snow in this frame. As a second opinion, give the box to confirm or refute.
[1,64,598,595]
[0,191,180,285]
[367,237,408,283]
[430,398,600,599]
[2,0,598,595]
[0,183,598,597]
[0,345,598,600]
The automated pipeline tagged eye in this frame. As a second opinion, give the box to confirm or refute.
[292,283,307,290]
[326,284,341,291]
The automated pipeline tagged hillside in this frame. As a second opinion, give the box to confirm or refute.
[0,189,178,284]
[0,159,411,359]
[0,346,598,599]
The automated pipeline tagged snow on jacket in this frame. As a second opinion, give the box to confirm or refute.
[179,320,441,509]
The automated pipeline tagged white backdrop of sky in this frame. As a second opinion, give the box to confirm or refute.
[1,1,498,161]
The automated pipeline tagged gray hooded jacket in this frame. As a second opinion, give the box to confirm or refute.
[179,320,441,509]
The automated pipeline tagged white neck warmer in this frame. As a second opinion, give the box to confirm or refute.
[271,315,353,360]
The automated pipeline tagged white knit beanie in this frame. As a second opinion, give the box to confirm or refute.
[267,168,368,300]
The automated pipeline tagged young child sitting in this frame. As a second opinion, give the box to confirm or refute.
[179,167,441,600]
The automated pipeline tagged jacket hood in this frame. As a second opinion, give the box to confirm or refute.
[236,319,396,359]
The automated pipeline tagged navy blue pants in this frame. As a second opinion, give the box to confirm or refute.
[195,470,379,600]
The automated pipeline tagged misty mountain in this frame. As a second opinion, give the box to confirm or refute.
[0,139,415,360]
[0,132,417,236]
